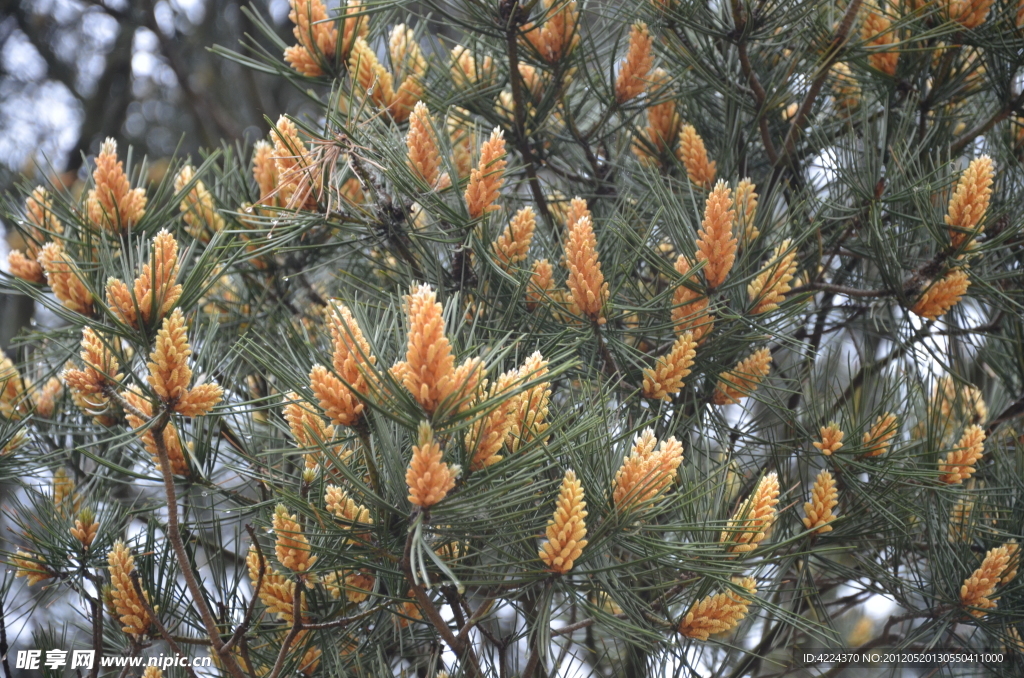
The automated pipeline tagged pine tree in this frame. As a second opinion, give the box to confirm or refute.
[3,0,1024,676]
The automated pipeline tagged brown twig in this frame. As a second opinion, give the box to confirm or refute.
[950,89,1024,155]
[503,0,558,241]
[221,525,265,655]
[788,282,894,299]
[400,523,482,677]
[300,603,390,630]
[129,571,200,678]
[265,578,303,678]
[777,0,864,164]
[151,411,248,678]
[730,0,780,164]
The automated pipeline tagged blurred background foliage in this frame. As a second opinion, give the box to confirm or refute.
[0,0,316,343]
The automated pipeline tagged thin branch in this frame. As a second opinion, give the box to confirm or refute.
[88,592,102,678]
[151,411,248,678]
[730,0,780,164]
[115,639,141,678]
[400,522,482,678]
[300,603,390,630]
[221,525,265,655]
[777,0,864,163]
[265,577,303,678]
[129,571,200,678]
[987,393,1024,435]
[950,89,1024,155]
[788,282,894,298]
[503,0,558,241]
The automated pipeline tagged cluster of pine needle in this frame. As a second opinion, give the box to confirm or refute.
[2,0,1024,676]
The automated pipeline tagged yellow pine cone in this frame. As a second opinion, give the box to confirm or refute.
[309,365,365,427]
[246,545,303,622]
[450,45,496,89]
[564,213,609,323]
[932,375,988,429]
[37,241,93,315]
[406,101,442,188]
[30,376,62,418]
[271,115,319,210]
[348,35,424,122]
[464,128,507,219]
[283,0,365,76]
[9,249,45,284]
[393,284,482,415]
[632,68,681,164]
[174,166,223,240]
[284,0,335,76]
[643,332,697,401]
[125,389,190,476]
[721,472,780,554]
[612,429,684,510]
[87,138,147,232]
[814,422,845,456]
[325,301,377,398]
[71,509,100,549]
[748,239,798,314]
[949,498,974,542]
[521,0,581,64]
[861,2,899,76]
[52,467,76,510]
[446,108,476,180]
[107,541,152,635]
[506,351,551,454]
[465,369,520,471]
[1001,542,1019,585]
[494,206,537,267]
[395,590,424,628]
[678,577,757,640]
[273,504,318,576]
[695,181,737,289]
[406,421,458,507]
[944,0,994,28]
[946,155,993,249]
[283,392,334,450]
[960,542,1018,617]
[713,348,772,406]
[325,485,372,542]
[676,124,716,188]
[252,141,280,207]
[615,23,653,103]
[25,186,62,236]
[671,256,714,343]
[526,259,555,311]
[107,229,183,328]
[147,309,223,416]
[13,549,52,586]
[1,430,28,457]
[539,469,588,574]
[324,569,375,604]
[861,412,898,457]
[913,269,970,319]
[62,327,122,399]
[390,23,427,79]
[0,349,26,421]
[938,425,985,484]
[735,178,759,243]
[802,469,838,534]
[9,187,59,283]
